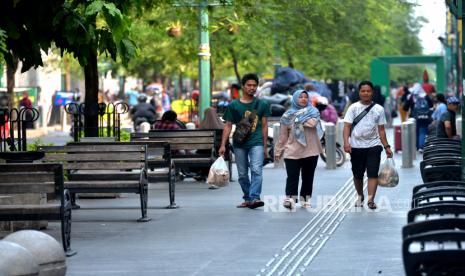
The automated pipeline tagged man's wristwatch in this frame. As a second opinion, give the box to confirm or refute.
[384,144,391,150]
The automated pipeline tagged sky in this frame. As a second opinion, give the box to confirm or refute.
[414,0,447,54]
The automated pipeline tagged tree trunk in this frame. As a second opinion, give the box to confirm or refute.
[178,71,183,97]
[65,58,71,91]
[229,48,241,84]
[6,57,18,110]
[210,56,215,92]
[287,53,294,68]
[83,51,99,137]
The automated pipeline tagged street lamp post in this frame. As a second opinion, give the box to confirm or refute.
[174,0,232,120]
[446,0,465,181]
[198,1,210,120]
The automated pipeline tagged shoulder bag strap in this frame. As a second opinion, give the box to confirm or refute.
[350,103,375,136]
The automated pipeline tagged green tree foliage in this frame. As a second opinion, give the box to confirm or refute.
[125,0,424,82]
[0,29,6,61]
[0,0,65,71]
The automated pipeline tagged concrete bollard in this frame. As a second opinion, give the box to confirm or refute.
[4,230,67,276]
[273,123,284,168]
[325,123,337,170]
[336,119,344,146]
[401,121,413,168]
[407,118,417,159]
[0,240,39,276]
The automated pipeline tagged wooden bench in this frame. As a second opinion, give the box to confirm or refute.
[38,144,150,222]
[131,129,232,181]
[68,141,177,209]
[0,163,75,256]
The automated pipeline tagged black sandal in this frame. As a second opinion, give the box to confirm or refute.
[354,195,364,207]
[367,201,377,210]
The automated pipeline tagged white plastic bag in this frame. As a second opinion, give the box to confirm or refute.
[206,156,229,187]
[378,158,399,187]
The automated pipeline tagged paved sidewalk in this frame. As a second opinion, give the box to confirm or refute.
[21,126,420,275]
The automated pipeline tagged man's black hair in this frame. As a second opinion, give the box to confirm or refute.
[161,110,177,122]
[358,80,374,91]
[241,73,259,86]
[436,93,446,104]
[231,83,240,89]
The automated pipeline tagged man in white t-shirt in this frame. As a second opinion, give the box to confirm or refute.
[343,80,393,210]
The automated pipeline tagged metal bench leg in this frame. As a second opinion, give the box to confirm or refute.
[62,190,76,257]
[137,171,151,222]
[167,163,178,209]
[228,160,234,182]
[70,193,80,210]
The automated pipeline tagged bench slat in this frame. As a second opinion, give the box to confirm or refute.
[63,162,144,170]
[170,144,214,150]
[172,158,213,163]
[69,173,140,181]
[65,181,140,189]
[39,145,146,152]
[136,130,215,137]
[0,204,61,215]
[43,152,145,162]
[133,137,214,144]
[0,182,56,194]
[0,172,55,183]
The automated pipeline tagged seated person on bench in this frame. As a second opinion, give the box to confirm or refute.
[153,110,183,130]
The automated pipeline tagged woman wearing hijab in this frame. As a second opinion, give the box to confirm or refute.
[274,90,323,209]
[200,107,224,130]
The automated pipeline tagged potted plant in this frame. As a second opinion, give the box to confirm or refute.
[167,21,183,38]
[225,13,244,35]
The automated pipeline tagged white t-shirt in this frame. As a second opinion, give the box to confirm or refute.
[344,102,386,148]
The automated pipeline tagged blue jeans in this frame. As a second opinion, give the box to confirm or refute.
[417,124,428,150]
[234,146,264,201]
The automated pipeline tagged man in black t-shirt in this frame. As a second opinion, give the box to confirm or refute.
[436,96,460,139]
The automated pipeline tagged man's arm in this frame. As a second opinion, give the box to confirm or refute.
[219,122,232,156]
[444,120,453,138]
[343,122,352,153]
[262,116,268,158]
[378,124,393,157]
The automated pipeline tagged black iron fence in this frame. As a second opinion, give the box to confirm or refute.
[0,107,39,152]
[65,102,129,142]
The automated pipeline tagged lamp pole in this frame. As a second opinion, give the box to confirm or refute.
[446,0,465,181]
[174,0,232,120]
[198,0,210,120]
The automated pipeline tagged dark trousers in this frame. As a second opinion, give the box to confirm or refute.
[284,155,319,201]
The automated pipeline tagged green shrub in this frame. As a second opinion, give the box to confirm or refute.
[27,138,54,151]
[120,129,131,141]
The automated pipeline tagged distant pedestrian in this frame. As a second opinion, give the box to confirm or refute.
[219,73,270,209]
[402,83,433,152]
[19,91,34,129]
[436,96,461,139]
[431,93,447,121]
[274,89,323,209]
[125,88,140,107]
[131,94,157,131]
[397,85,409,122]
[343,80,393,210]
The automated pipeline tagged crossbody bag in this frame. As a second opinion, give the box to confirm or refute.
[349,102,375,137]
[232,99,260,144]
